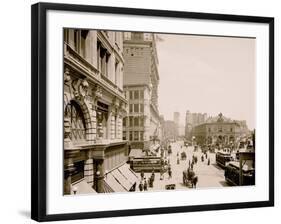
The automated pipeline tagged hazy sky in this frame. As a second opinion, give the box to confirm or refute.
[156,34,256,129]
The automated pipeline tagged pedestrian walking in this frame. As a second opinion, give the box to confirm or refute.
[208,158,210,165]
[194,156,198,164]
[140,170,144,180]
[144,179,148,191]
[201,155,204,162]
[160,168,164,180]
[139,181,143,191]
[168,168,172,179]
[151,169,155,181]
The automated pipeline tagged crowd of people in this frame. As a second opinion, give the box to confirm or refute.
[138,169,156,191]
[137,143,214,191]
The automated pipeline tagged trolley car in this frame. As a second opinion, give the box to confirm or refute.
[130,156,165,172]
[224,161,255,186]
[215,151,233,168]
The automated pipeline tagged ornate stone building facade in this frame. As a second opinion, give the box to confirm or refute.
[122,32,161,151]
[191,113,250,146]
[63,29,137,194]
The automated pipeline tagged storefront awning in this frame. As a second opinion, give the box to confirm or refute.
[104,163,139,192]
[105,173,127,192]
[118,163,139,185]
[110,168,132,191]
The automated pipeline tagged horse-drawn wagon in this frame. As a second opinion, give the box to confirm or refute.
[183,169,198,188]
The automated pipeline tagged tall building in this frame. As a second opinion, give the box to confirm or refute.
[63,29,138,194]
[185,110,208,139]
[163,120,178,141]
[123,32,161,151]
[173,112,180,137]
[173,112,180,126]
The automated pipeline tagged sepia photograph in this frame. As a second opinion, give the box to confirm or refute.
[63,29,256,195]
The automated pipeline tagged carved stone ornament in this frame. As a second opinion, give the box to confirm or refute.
[92,85,103,105]
[64,68,71,84]
[79,80,89,97]
[112,97,119,108]
[72,78,89,100]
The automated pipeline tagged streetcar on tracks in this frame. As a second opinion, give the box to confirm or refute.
[215,151,233,168]
[224,161,255,186]
[130,156,166,173]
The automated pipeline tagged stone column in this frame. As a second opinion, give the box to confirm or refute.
[84,152,94,187]
[110,111,116,140]
[94,159,105,193]
[63,117,79,195]
[117,115,122,140]
[64,157,75,195]
[64,148,80,195]
[86,103,97,142]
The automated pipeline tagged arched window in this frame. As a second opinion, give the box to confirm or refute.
[65,101,86,143]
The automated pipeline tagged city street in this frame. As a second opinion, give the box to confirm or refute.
[135,141,229,192]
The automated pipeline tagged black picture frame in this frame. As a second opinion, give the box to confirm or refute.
[31,2,274,222]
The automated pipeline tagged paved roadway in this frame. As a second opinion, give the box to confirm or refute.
[135,141,229,192]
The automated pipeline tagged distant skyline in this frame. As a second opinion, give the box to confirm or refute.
[156,34,256,130]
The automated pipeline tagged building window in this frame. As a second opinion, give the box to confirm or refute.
[97,41,110,77]
[73,29,79,52]
[80,30,88,57]
[139,116,144,126]
[134,104,139,113]
[114,115,117,139]
[134,117,139,126]
[134,91,139,99]
[123,117,126,127]
[123,131,126,140]
[65,101,86,143]
[129,131,133,141]
[72,29,88,57]
[208,128,211,132]
[64,29,69,43]
[140,132,144,141]
[129,91,133,100]
[134,131,139,141]
[140,104,144,113]
[115,61,119,85]
[140,90,144,99]
[97,101,109,139]
[129,104,133,113]
[230,128,233,132]
[129,116,133,127]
